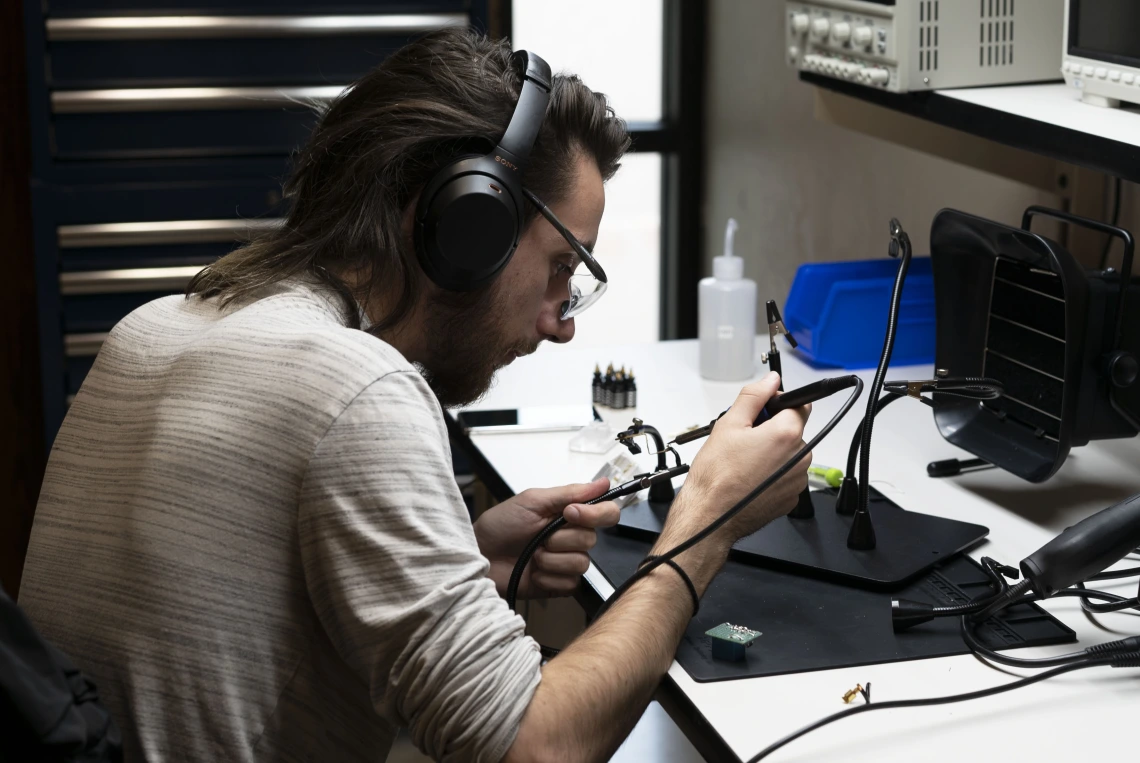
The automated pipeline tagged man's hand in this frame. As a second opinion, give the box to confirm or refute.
[473,478,620,600]
[681,371,812,544]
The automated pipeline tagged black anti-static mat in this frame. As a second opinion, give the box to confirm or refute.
[590,529,1076,683]
[616,487,989,589]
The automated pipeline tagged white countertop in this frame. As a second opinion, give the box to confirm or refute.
[462,337,1140,762]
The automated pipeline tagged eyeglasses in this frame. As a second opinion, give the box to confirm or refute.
[522,187,608,320]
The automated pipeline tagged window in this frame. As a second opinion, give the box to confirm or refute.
[511,0,703,342]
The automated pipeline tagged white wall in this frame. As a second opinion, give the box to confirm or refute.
[703,1,1062,322]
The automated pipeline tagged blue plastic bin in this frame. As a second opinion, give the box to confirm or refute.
[784,257,935,369]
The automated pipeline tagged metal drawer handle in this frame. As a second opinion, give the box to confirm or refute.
[58,218,284,248]
[46,13,466,41]
[52,86,348,114]
[60,266,206,296]
[64,332,110,357]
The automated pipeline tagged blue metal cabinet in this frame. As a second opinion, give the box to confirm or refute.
[24,2,489,445]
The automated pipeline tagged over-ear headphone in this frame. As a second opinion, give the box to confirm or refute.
[414,50,553,292]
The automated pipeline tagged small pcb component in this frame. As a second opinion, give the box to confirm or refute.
[705,622,761,662]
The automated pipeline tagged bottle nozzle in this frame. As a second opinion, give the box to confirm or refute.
[724,218,739,258]
[714,218,744,280]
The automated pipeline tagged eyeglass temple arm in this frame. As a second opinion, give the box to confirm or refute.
[521,187,608,284]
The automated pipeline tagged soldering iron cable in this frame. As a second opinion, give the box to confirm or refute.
[1074,582,1140,614]
[505,464,690,610]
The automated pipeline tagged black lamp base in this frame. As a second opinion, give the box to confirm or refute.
[615,486,989,589]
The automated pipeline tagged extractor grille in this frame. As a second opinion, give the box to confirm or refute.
[980,0,1015,67]
[919,0,939,72]
[982,256,1065,441]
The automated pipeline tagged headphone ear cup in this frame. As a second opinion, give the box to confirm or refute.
[415,156,523,291]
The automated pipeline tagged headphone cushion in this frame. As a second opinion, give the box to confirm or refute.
[417,169,522,291]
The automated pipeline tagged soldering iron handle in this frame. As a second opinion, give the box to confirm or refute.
[1020,492,1140,597]
[755,375,860,425]
[672,376,861,445]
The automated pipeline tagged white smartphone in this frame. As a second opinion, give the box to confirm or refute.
[457,404,596,434]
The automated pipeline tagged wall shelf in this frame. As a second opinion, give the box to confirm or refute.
[802,73,1140,184]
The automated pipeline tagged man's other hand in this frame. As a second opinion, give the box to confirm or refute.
[474,477,620,600]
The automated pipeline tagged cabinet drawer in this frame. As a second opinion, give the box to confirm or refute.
[63,291,175,334]
[50,183,284,271]
[41,11,466,159]
[46,14,465,88]
[50,35,421,89]
[53,102,327,160]
[49,183,290,389]
[47,1,467,11]
[64,355,97,398]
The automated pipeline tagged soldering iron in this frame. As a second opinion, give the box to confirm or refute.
[671,375,862,446]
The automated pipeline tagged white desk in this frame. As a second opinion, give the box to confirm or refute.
[460,338,1140,763]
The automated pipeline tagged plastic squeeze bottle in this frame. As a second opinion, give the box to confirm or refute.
[699,218,757,381]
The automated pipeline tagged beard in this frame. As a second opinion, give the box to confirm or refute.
[415,280,536,408]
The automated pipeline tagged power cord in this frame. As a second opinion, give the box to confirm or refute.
[1073,582,1140,614]
[1100,176,1124,270]
[761,569,1140,760]
[744,657,1131,762]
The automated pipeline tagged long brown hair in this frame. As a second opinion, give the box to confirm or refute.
[187,28,630,332]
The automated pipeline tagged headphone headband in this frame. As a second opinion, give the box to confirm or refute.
[496,51,552,170]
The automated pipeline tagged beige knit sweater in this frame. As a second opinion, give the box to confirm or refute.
[20,281,541,762]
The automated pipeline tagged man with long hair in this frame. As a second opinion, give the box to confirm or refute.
[20,29,811,762]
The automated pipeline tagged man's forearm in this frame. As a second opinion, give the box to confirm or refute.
[505,493,729,763]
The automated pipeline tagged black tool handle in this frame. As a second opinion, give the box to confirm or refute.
[672,375,860,445]
[768,349,783,390]
[755,375,860,425]
[927,457,989,477]
[1020,492,1140,597]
